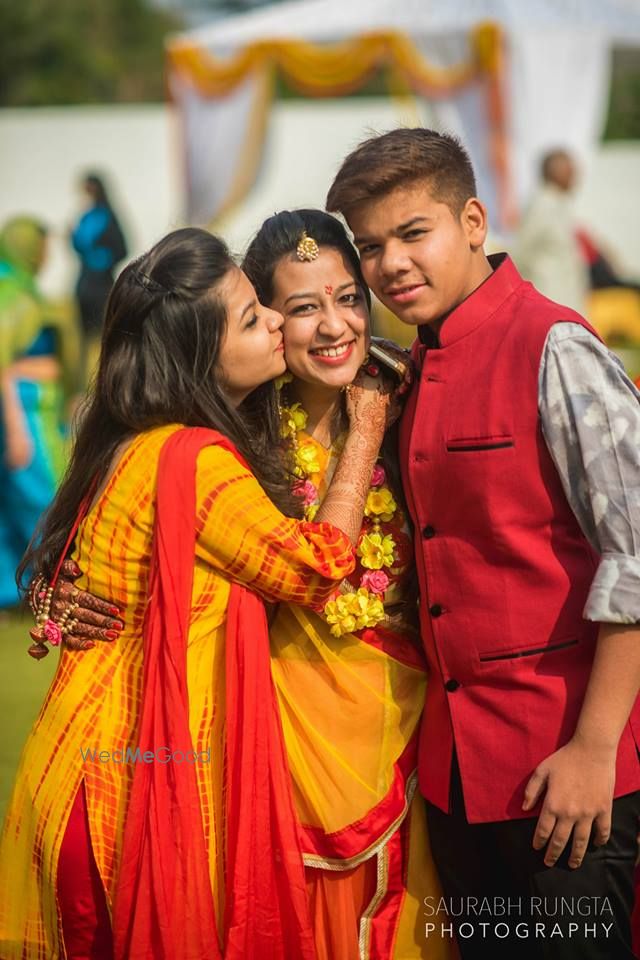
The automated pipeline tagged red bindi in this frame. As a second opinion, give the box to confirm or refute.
[324,284,333,294]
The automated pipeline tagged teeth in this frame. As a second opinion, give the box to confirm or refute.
[313,343,350,358]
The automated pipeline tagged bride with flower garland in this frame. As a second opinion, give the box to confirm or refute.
[243,209,446,960]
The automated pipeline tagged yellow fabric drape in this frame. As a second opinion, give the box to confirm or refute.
[270,430,425,844]
[272,604,425,839]
[167,23,502,99]
[168,21,511,237]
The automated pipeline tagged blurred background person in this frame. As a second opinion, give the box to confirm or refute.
[575,224,640,351]
[576,226,640,293]
[513,148,589,313]
[0,216,80,610]
[70,172,127,381]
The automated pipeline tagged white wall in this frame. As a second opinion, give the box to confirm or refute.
[574,141,640,276]
[1,101,638,299]
[0,105,182,298]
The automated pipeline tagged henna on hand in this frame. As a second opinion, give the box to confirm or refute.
[28,560,124,657]
[346,370,395,438]
[316,371,393,543]
[50,577,123,625]
[64,636,97,651]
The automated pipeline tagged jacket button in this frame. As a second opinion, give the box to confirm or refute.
[445,679,460,692]
[422,525,436,539]
[429,603,443,617]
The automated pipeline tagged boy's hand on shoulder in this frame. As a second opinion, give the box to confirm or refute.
[522,738,616,869]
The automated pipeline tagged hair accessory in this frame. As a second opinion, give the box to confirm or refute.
[132,270,167,296]
[296,231,319,262]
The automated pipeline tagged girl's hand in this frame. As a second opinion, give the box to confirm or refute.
[28,559,124,655]
[345,369,398,439]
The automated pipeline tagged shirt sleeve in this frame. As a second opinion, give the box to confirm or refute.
[512,195,547,271]
[194,444,355,607]
[538,322,640,623]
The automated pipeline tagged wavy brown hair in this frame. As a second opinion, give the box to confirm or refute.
[19,226,299,588]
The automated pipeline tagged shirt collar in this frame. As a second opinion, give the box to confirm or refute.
[418,253,524,349]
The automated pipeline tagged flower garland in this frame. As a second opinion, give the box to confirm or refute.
[277,375,401,637]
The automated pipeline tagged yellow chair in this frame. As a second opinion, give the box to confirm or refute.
[587,288,640,345]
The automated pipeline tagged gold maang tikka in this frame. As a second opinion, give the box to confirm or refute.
[296,231,319,262]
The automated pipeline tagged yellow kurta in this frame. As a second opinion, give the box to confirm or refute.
[0,424,354,959]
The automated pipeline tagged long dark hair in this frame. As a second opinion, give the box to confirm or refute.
[242,209,371,311]
[19,226,297,587]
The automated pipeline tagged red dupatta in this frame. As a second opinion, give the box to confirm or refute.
[113,427,315,960]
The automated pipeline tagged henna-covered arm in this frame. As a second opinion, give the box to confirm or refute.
[315,370,396,544]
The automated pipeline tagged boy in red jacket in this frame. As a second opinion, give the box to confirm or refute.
[327,128,640,959]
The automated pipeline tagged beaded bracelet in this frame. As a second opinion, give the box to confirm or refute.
[27,480,96,660]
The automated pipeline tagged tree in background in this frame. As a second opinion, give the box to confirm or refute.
[0,0,182,105]
[2,0,639,139]
[150,0,283,20]
[604,48,640,140]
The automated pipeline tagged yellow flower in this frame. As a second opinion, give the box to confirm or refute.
[357,531,396,570]
[289,404,308,431]
[274,372,293,390]
[305,504,319,521]
[324,588,386,637]
[364,486,397,522]
[295,440,321,476]
[280,402,308,439]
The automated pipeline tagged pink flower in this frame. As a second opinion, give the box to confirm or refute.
[370,464,386,488]
[43,619,63,647]
[293,479,318,506]
[360,569,390,595]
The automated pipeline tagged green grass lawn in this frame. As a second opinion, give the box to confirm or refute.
[0,611,57,820]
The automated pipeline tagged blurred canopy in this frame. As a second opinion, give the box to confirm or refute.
[0,0,639,142]
[0,0,183,105]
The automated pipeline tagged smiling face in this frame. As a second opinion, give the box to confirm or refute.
[347,180,490,330]
[269,247,370,390]
[216,267,286,406]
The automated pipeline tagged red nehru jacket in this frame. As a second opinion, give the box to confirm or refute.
[399,254,640,823]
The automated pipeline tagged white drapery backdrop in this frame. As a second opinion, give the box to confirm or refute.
[167,14,510,227]
[166,0,640,230]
